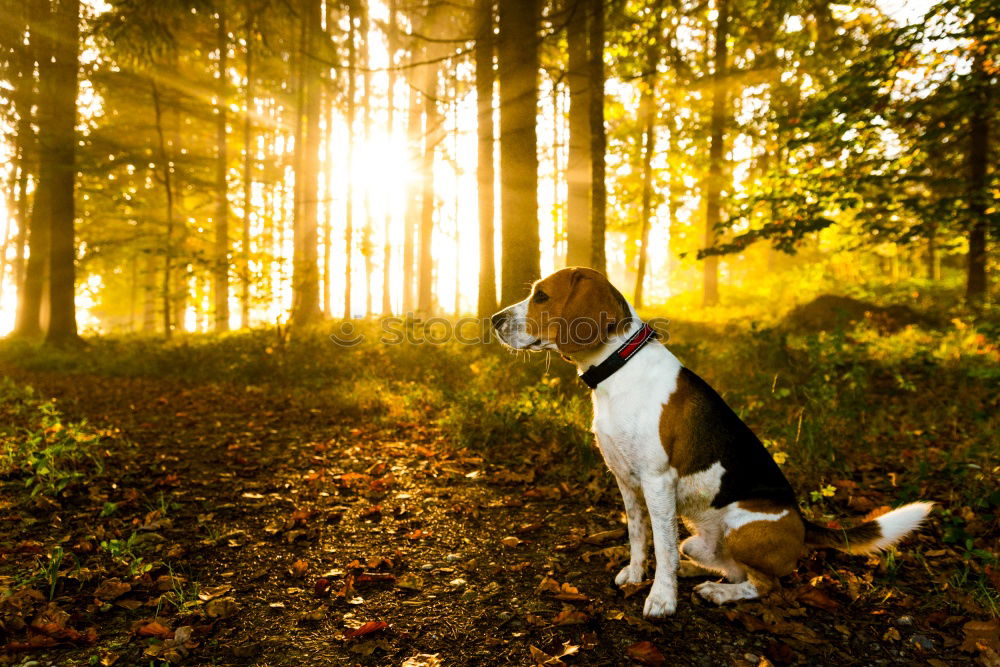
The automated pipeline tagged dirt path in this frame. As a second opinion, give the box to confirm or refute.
[0,370,981,666]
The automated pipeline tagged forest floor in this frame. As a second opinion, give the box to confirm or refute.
[0,307,998,666]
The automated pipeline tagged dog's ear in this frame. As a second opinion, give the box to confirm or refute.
[556,269,629,353]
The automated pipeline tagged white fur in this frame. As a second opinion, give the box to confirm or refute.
[860,502,934,554]
[694,579,758,604]
[724,507,789,533]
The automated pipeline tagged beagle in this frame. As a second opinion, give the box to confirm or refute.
[492,267,932,618]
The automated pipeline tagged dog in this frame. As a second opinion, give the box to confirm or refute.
[491,267,932,618]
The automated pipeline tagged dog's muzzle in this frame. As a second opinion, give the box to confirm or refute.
[491,302,541,350]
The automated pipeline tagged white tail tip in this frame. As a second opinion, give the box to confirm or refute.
[871,501,935,552]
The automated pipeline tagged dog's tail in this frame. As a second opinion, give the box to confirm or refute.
[803,502,934,555]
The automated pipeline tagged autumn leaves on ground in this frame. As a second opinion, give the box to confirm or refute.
[0,307,998,666]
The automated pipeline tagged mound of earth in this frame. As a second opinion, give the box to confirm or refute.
[783,295,934,333]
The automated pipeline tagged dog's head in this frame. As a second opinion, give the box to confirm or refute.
[491,267,632,355]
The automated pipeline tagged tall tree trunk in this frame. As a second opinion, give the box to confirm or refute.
[143,247,157,331]
[151,81,176,336]
[291,0,323,327]
[926,222,939,281]
[214,7,231,332]
[343,0,358,319]
[11,4,36,326]
[702,0,728,308]
[402,78,421,314]
[323,84,334,315]
[44,0,81,346]
[587,0,606,274]
[360,0,373,317]
[418,62,441,316]
[241,5,254,327]
[498,0,541,305]
[966,10,991,302]
[381,0,398,316]
[634,44,658,310]
[565,0,590,267]
[476,0,497,317]
[15,0,54,339]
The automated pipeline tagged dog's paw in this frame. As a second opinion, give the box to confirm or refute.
[694,580,757,605]
[614,564,644,587]
[642,583,677,618]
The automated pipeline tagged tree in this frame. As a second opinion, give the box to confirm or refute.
[587,0,605,274]
[475,0,497,317]
[14,0,53,338]
[213,4,230,332]
[702,0,728,308]
[633,39,659,310]
[44,0,82,346]
[965,5,991,302]
[290,0,322,328]
[565,0,590,267]
[498,0,541,305]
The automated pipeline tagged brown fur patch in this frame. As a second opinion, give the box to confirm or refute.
[725,508,804,578]
[525,267,629,354]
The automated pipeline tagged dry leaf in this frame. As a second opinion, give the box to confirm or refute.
[346,620,388,639]
[626,640,665,666]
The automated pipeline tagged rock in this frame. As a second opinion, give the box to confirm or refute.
[909,634,934,651]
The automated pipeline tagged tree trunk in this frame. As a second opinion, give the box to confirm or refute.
[360,0,373,318]
[418,63,441,316]
[381,0,398,316]
[214,7,231,332]
[403,78,421,314]
[965,10,991,302]
[291,0,323,327]
[44,0,81,346]
[343,0,358,319]
[10,0,37,326]
[150,81,174,336]
[565,0,590,267]
[587,0,606,274]
[634,44,658,310]
[241,5,254,328]
[476,0,497,317]
[498,0,541,305]
[15,0,54,339]
[702,0,728,308]
[926,222,939,281]
[143,248,157,331]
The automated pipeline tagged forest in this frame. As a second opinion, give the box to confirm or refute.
[0,0,997,665]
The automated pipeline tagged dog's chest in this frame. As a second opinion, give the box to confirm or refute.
[590,365,672,483]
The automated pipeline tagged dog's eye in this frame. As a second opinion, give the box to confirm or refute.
[533,290,549,304]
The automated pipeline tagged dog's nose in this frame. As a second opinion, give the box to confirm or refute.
[491,311,507,330]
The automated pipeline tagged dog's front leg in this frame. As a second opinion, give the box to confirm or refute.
[613,476,649,587]
[640,470,679,618]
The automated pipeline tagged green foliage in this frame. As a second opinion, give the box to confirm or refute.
[0,378,108,497]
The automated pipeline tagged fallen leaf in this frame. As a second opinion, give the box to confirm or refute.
[346,620,388,639]
[794,584,838,612]
[552,608,588,626]
[194,584,230,601]
[135,620,173,640]
[961,619,1000,653]
[582,528,626,545]
[205,597,239,619]
[93,579,131,601]
[290,560,310,578]
[626,640,665,665]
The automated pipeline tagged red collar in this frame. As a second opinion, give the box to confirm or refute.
[579,323,659,389]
